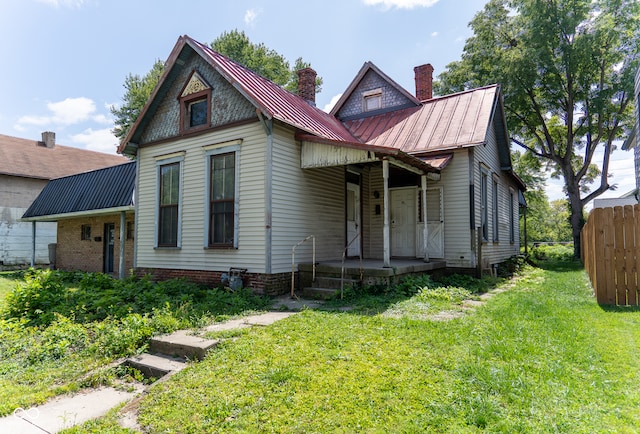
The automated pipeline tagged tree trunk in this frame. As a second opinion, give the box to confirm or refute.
[566,185,585,259]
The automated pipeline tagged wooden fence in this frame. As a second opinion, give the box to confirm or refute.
[581,204,640,306]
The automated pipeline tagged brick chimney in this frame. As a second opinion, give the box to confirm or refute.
[41,131,56,149]
[297,67,317,106]
[414,64,434,101]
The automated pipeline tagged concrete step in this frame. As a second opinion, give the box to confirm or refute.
[149,330,220,360]
[302,287,339,300]
[125,353,186,379]
[313,276,359,290]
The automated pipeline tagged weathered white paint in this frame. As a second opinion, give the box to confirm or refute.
[346,182,361,257]
[383,159,390,267]
[301,141,377,168]
[390,188,416,257]
[271,125,345,273]
[1,206,54,266]
[135,122,268,273]
[421,175,429,262]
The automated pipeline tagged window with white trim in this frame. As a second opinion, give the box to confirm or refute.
[363,88,382,112]
[205,143,240,248]
[509,189,516,244]
[156,155,183,248]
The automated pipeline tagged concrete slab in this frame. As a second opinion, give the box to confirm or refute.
[126,353,186,378]
[270,294,326,311]
[0,387,141,434]
[149,330,220,360]
[243,311,296,326]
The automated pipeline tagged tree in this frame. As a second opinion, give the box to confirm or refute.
[111,59,164,142]
[112,30,322,142]
[435,0,640,257]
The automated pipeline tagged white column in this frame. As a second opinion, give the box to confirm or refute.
[421,174,430,262]
[119,211,126,280]
[383,159,390,268]
[31,222,36,267]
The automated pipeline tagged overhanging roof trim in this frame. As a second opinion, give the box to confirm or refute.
[20,206,134,222]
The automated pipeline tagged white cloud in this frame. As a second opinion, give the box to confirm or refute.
[70,128,119,154]
[362,0,439,10]
[431,31,439,37]
[322,93,343,113]
[244,8,261,26]
[17,97,96,127]
[36,0,87,8]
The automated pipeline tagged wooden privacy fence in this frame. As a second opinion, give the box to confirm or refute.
[581,204,640,306]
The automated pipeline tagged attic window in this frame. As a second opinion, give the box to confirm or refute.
[179,71,211,133]
[363,88,382,112]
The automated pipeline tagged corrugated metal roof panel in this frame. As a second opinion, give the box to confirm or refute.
[22,161,136,218]
[343,85,499,154]
[188,38,357,143]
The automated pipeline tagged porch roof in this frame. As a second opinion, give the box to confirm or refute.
[21,161,136,222]
[297,133,440,177]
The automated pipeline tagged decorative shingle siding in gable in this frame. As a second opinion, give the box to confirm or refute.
[336,70,416,120]
[140,51,257,144]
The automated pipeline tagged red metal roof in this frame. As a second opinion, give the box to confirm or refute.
[0,134,129,180]
[187,37,357,143]
[343,85,499,154]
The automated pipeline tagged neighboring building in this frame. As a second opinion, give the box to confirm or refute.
[117,35,525,294]
[21,162,135,278]
[0,132,128,269]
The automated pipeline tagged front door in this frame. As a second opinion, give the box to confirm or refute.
[346,182,361,257]
[103,223,115,274]
[391,188,416,257]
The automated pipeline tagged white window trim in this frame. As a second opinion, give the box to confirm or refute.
[363,88,382,112]
[155,155,184,249]
[509,187,516,244]
[480,165,489,242]
[204,144,241,249]
[492,175,499,242]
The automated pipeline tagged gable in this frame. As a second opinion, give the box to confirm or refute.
[138,48,257,145]
[335,68,418,121]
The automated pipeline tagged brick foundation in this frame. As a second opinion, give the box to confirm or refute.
[134,267,293,295]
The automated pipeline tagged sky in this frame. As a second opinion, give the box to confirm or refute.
[0,0,634,206]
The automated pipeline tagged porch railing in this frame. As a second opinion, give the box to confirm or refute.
[341,232,363,299]
[291,235,315,298]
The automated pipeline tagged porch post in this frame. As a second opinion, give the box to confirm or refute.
[421,175,430,262]
[118,211,126,280]
[383,158,391,267]
[31,222,36,267]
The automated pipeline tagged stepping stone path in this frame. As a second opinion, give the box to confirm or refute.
[0,309,299,433]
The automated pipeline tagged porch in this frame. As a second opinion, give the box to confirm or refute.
[297,258,446,299]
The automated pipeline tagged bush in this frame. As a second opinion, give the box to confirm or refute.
[531,243,574,261]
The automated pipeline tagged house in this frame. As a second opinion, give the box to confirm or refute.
[21,161,136,278]
[0,132,128,269]
[117,35,525,294]
[621,66,640,202]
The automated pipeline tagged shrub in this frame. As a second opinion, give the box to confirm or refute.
[4,269,69,326]
[531,243,575,261]
[416,286,471,303]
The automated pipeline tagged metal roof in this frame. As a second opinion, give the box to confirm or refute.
[22,161,136,220]
[120,36,356,154]
[344,85,499,154]
[0,133,129,180]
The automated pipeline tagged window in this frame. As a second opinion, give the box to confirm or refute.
[204,141,240,249]
[126,221,135,240]
[158,162,180,247]
[179,71,211,133]
[209,153,236,247]
[363,88,382,112]
[81,224,91,240]
[493,178,499,242]
[481,168,488,241]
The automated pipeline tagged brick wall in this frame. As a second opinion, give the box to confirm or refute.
[134,267,292,295]
[56,213,134,278]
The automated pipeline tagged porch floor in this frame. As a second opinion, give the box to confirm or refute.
[299,258,446,278]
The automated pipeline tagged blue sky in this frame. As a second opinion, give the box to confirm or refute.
[0,0,633,204]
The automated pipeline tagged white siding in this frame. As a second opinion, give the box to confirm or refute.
[472,124,521,267]
[271,125,345,273]
[136,122,268,273]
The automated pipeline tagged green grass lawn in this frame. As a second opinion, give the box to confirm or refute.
[128,261,640,433]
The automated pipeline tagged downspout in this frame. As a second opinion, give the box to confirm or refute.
[118,211,126,280]
[383,158,390,268]
[257,110,273,274]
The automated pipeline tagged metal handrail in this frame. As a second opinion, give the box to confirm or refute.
[291,235,315,298]
[341,232,363,299]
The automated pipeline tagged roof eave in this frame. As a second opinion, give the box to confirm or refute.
[20,206,135,223]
